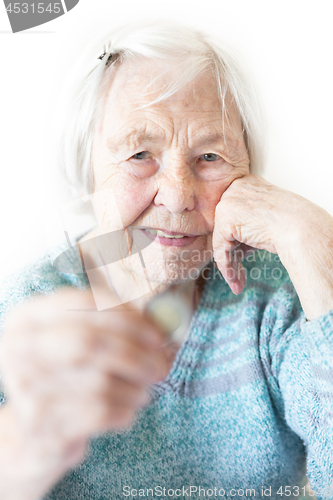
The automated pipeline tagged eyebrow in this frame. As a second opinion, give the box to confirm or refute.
[192,132,230,148]
[107,127,234,152]
[107,128,166,152]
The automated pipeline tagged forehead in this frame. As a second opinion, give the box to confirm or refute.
[99,58,242,136]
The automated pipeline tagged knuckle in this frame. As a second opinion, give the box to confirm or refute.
[104,341,147,379]
[223,220,236,234]
[136,388,150,407]
[125,385,150,408]
[104,405,135,429]
[116,342,141,367]
[62,439,87,467]
[104,374,118,394]
[125,353,148,377]
[105,375,149,408]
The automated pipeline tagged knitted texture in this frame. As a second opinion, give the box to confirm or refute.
[0,239,332,500]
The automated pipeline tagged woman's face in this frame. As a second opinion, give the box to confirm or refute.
[91,58,250,285]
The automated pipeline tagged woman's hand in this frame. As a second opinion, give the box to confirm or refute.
[213,174,333,320]
[0,288,170,500]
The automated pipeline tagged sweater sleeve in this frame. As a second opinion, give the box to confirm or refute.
[268,286,333,500]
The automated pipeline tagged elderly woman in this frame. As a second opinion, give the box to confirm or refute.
[0,21,333,500]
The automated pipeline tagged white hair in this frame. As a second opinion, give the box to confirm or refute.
[58,20,264,196]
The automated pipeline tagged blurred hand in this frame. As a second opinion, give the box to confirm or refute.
[0,287,170,496]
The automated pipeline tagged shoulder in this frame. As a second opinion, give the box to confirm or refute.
[0,240,90,333]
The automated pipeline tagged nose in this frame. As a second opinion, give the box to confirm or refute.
[153,160,196,214]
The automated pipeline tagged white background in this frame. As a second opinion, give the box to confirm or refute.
[1,0,333,279]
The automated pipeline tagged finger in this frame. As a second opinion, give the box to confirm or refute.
[224,260,247,295]
[65,385,141,434]
[99,404,137,431]
[43,396,137,438]
[10,289,167,352]
[213,232,247,294]
[231,243,257,260]
[90,309,168,350]
[61,439,88,468]
[60,374,150,432]
[17,371,149,439]
[59,310,167,356]
[216,255,247,295]
[11,312,167,372]
[92,334,169,384]
[104,375,151,408]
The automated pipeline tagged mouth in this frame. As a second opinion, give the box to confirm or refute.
[145,227,197,238]
[135,227,200,247]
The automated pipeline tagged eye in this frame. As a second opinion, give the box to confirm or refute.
[131,151,151,160]
[201,153,221,162]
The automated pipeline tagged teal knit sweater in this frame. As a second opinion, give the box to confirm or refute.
[0,238,332,500]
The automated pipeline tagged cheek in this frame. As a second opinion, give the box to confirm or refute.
[93,154,155,229]
[112,179,155,227]
[198,178,233,229]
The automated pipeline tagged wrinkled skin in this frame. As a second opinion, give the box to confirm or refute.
[84,58,249,304]
[1,56,333,500]
[213,174,333,319]
[87,57,333,319]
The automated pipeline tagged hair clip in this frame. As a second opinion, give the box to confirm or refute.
[98,51,114,67]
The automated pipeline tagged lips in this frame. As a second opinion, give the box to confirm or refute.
[139,227,200,247]
[155,228,197,237]
[137,227,198,237]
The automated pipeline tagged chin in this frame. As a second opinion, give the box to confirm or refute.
[130,257,209,285]
[121,235,213,284]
